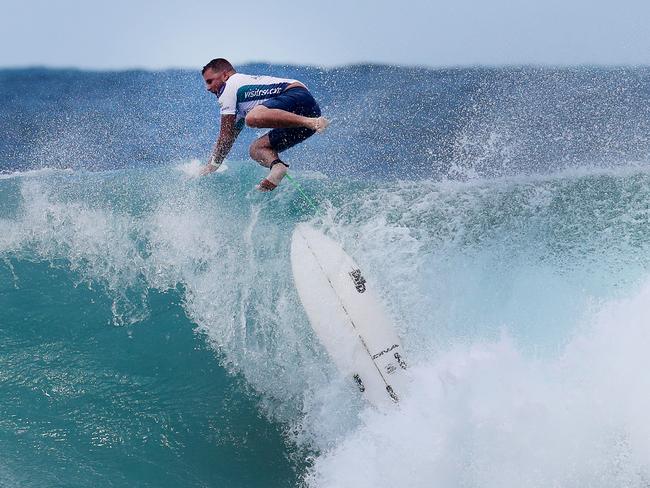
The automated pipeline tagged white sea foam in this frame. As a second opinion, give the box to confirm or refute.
[175,158,228,178]
[307,279,650,487]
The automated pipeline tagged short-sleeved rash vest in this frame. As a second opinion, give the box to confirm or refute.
[217,73,301,124]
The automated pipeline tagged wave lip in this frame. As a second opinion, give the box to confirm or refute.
[0,167,73,180]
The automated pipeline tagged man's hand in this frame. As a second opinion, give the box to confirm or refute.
[201,115,240,177]
[200,163,219,176]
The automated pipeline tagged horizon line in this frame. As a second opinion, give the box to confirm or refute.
[2,61,649,73]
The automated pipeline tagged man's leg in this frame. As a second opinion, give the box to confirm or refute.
[248,89,327,191]
[249,135,288,190]
[246,105,329,132]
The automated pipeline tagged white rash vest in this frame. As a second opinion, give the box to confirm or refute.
[217,73,301,124]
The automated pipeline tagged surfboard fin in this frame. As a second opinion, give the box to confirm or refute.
[353,374,366,392]
[386,385,399,403]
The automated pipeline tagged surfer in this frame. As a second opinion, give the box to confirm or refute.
[200,58,329,191]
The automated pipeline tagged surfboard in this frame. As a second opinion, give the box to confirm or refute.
[290,223,408,408]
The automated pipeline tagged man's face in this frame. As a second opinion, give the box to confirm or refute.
[203,68,227,95]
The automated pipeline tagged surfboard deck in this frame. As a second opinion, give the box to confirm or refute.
[290,223,408,408]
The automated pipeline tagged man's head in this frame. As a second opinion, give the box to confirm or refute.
[202,58,236,95]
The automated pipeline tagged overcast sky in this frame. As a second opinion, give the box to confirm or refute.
[2,0,649,70]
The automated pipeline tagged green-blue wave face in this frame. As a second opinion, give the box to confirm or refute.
[1,161,650,487]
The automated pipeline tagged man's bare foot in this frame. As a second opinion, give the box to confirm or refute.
[308,116,330,133]
[256,161,288,192]
[256,178,277,191]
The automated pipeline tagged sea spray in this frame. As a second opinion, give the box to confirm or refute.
[307,279,650,488]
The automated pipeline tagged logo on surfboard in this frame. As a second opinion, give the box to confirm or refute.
[372,344,399,360]
[349,268,367,293]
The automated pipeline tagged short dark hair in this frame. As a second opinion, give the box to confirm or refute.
[202,58,235,75]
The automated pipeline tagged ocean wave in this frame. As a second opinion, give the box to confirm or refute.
[1,161,649,485]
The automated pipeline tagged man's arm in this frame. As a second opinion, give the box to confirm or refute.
[201,114,242,175]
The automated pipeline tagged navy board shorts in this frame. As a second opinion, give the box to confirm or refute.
[262,87,321,152]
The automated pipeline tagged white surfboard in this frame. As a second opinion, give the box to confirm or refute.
[290,223,408,408]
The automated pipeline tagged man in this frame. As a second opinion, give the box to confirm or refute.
[200,58,329,190]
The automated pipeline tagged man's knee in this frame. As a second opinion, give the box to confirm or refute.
[249,143,261,161]
[249,140,269,161]
[245,108,265,128]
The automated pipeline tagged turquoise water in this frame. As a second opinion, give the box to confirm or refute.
[0,256,306,487]
[1,162,650,486]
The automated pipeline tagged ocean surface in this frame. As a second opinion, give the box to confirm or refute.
[1,65,650,487]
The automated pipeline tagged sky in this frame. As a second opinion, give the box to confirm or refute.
[2,0,649,70]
